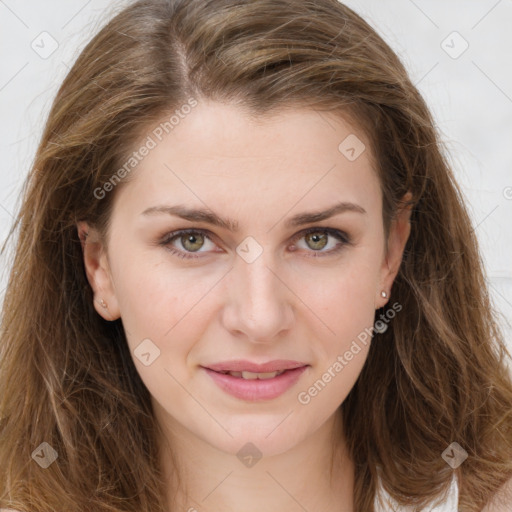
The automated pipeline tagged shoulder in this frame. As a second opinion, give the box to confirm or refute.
[481,476,512,512]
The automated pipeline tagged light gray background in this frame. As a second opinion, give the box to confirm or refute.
[1,0,511,349]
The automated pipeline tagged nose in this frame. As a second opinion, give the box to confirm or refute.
[220,248,294,343]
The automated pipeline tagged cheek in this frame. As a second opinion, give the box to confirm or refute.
[111,249,221,366]
[298,251,381,344]
[110,254,207,401]
[294,265,378,411]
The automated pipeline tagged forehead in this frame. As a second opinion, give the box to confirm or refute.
[146,101,372,165]
[111,101,381,224]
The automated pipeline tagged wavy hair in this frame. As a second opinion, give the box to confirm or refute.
[1,0,511,511]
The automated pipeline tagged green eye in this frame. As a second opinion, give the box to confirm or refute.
[290,227,350,257]
[160,227,351,260]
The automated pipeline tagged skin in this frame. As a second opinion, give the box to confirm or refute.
[79,101,412,512]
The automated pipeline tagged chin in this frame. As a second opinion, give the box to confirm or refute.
[198,415,307,458]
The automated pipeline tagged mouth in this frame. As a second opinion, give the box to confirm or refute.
[201,361,309,401]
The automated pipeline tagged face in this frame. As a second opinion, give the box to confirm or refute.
[79,101,411,458]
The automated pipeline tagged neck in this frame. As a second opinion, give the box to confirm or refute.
[156,406,355,512]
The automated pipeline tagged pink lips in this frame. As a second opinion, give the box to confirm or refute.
[201,360,309,401]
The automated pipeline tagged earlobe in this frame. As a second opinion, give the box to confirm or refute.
[76,221,121,321]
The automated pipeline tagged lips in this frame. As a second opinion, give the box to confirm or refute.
[201,360,309,401]
[204,359,307,374]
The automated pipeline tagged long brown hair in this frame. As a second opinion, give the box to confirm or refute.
[1,1,511,511]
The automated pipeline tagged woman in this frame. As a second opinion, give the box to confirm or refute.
[1,0,511,511]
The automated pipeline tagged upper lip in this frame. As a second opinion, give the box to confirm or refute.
[203,360,308,373]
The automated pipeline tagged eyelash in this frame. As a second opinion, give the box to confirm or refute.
[159,227,351,260]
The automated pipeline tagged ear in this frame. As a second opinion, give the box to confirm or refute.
[376,192,413,308]
[77,221,121,321]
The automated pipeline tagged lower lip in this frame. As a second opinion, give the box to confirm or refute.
[202,366,309,401]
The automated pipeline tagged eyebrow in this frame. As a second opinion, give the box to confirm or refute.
[140,201,366,232]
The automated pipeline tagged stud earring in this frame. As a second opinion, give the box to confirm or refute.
[99,299,108,309]
[381,291,388,298]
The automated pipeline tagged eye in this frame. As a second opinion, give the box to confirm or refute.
[159,229,216,259]
[289,227,350,257]
[159,227,351,260]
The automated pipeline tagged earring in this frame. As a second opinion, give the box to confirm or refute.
[99,299,108,309]
[381,291,388,298]
[374,318,388,334]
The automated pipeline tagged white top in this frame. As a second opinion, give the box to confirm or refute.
[374,474,459,511]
